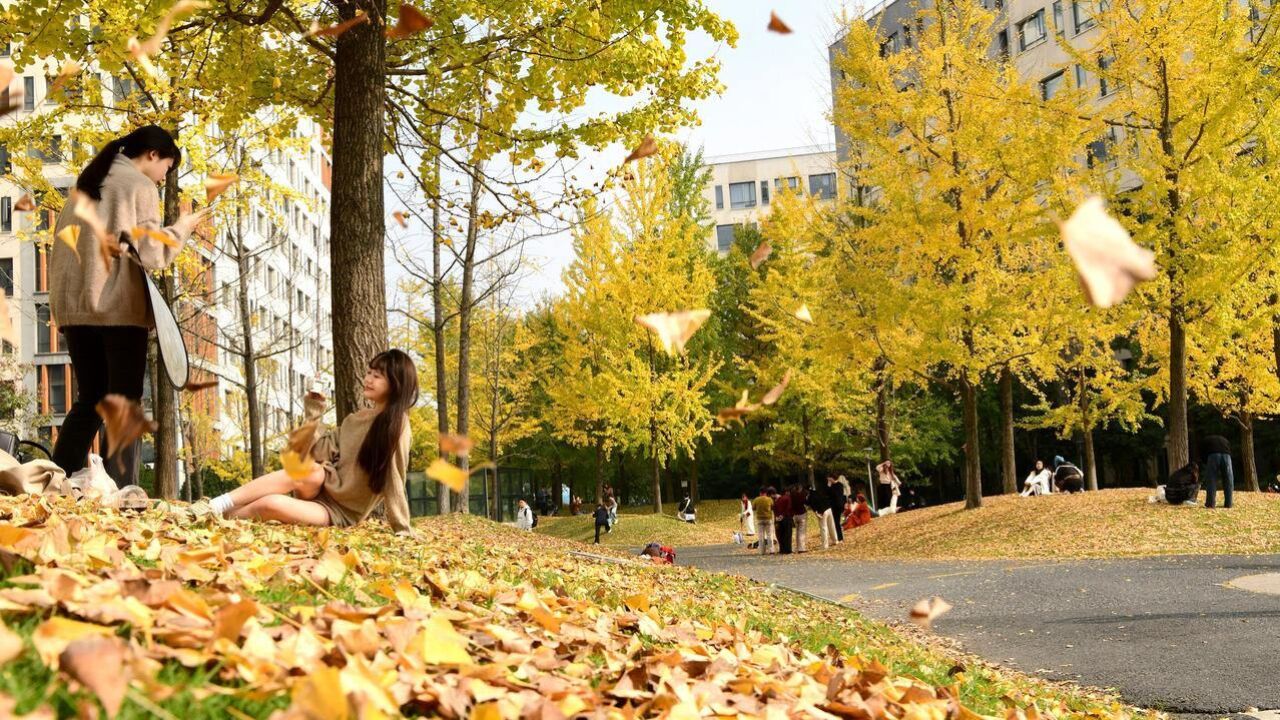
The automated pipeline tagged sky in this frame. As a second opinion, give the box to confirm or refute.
[514,0,859,302]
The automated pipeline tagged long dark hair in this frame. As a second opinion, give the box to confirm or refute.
[357,349,418,493]
[75,125,181,200]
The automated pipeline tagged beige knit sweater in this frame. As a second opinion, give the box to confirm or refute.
[50,154,187,328]
[311,408,413,534]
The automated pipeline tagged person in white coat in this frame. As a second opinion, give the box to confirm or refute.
[515,499,534,530]
[1021,460,1053,496]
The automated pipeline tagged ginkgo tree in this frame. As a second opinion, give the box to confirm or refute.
[832,0,1091,508]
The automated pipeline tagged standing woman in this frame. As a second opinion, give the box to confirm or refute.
[50,125,208,484]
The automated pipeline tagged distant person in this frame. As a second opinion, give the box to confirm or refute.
[515,499,533,530]
[845,494,873,529]
[752,488,776,555]
[739,492,756,541]
[570,495,582,515]
[790,484,809,553]
[1200,434,1234,509]
[774,488,793,554]
[604,494,618,531]
[677,493,696,523]
[1158,462,1201,506]
[1021,460,1053,496]
[1052,456,1085,493]
[828,476,848,543]
[811,479,837,549]
[592,503,610,544]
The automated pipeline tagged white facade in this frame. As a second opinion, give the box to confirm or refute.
[702,145,838,253]
[0,46,333,459]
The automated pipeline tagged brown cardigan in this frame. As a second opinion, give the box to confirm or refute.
[311,409,412,534]
[50,154,187,328]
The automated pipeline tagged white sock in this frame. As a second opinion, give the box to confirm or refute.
[210,494,235,516]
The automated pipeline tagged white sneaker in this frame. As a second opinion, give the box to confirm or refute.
[1181,500,1198,506]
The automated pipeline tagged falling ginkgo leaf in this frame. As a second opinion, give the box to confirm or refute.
[908,596,952,629]
[386,4,433,39]
[56,225,81,258]
[281,450,316,482]
[306,10,369,38]
[205,173,239,203]
[635,309,711,355]
[716,390,760,426]
[126,36,160,78]
[46,60,81,97]
[439,433,473,458]
[130,226,179,249]
[427,458,468,492]
[288,421,319,457]
[60,636,130,718]
[624,135,659,164]
[767,11,793,34]
[13,194,35,212]
[794,304,813,323]
[749,240,772,270]
[0,59,13,90]
[392,211,408,228]
[73,192,111,244]
[1060,196,1156,309]
[761,369,793,406]
[95,395,157,460]
[181,379,219,392]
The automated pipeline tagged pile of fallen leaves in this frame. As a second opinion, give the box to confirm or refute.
[0,495,1148,719]
[828,488,1280,561]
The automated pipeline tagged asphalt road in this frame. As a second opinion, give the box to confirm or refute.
[679,546,1280,715]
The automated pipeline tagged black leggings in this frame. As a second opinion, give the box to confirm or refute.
[51,325,149,485]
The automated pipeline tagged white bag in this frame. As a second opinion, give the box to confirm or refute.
[68,454,118,500]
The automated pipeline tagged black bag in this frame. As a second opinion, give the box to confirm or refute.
[530,512,538,528]
[1166,463,1200,504]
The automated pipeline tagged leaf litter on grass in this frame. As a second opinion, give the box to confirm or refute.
[0,495,1151,718]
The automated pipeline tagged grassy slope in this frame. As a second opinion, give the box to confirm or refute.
[537,499,827,547]
[0,496,1148,718]
[827,488,1280,560]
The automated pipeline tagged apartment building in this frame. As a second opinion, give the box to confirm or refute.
[0,46,333,466]
[702,145,838,253]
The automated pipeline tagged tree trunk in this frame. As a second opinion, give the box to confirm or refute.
[593,436,604,505]
[1167,309,1189,469]
[875,368,891,463]
[651,441,661,514]
[999,366,1016,494]
[1145,454,1160,488]
[233,201,264,478]
[152,156,182,499]
[961,378,982,509]
[452,164,484,514]
[1241,412,1259,492]
[330,0,388,421]
[552,457,563,516]
[431,153,452,515]
[690,449,699,502]
[1082,427,1098,491]
[802,408,815,488]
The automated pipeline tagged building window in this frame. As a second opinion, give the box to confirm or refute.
[880,32,900,57]
[23,77,34,111]
[1072,1,1095,32]
[112,75,137,107]
[0,198,10,233]
[903,24,913,48]
[48,366,67,415]
[1017,10,1046,50]
[728,181,756,209]
[1098,56,1114,96]
[760,181,770,206]
[0,144,9,174]
[808,173,836,200]
[1040,71,1065,99]
[1086,126,1119,169]
[715,224,736,253]
[1053,1,1065,34]
[1074,64,1091,89]
[37,304,52,353]
[996,29,1010,61]
[713,184,724,209]
[774,176,800,193]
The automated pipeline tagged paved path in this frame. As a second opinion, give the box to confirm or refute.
[680,546,1280,716]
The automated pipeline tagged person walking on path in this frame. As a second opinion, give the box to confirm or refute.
[790,484,809,553]
[1200,435,1235,509]
[774,488,793,555]
[752,488,776,555]
[50,125,210,487]
[739,492,756,540]
[515,499,534,530]
[593,503,610,544]
[829,476,848,543]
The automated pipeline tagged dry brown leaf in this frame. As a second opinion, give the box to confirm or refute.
[624,135,659,164]
[386,4,434,39]
[438,433,473,458]
[306,10,369,38]
[761,369,793,406]
[1061,196,1156,308]
[60,636,130,718]
[212,597,258,643]
[749,240,772,269]
[129,226,179,250]
[392,211,409,228]
[95,395,157,460]
[289,664,348,718]
[427,458,468,492]
[13,194,35,213]
[635,309,711,355]
[0,59,13,91]
[204,173,239,203]
[181,379,219,392]
[908,596,952,629]
[767,11,793,33]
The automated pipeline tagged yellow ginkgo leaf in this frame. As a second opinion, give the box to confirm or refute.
[415,614,472,665]
[281,449,316,481]
[426,458,468,492]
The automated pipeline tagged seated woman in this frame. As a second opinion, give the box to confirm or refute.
[1021,460,1053,496]
[844,494,874,529]
[199,350,416,534]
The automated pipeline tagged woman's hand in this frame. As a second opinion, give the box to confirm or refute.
[173,207,213,238]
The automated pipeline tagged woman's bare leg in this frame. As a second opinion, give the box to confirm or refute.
[226,466,325,507]
[227,494,331,526]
